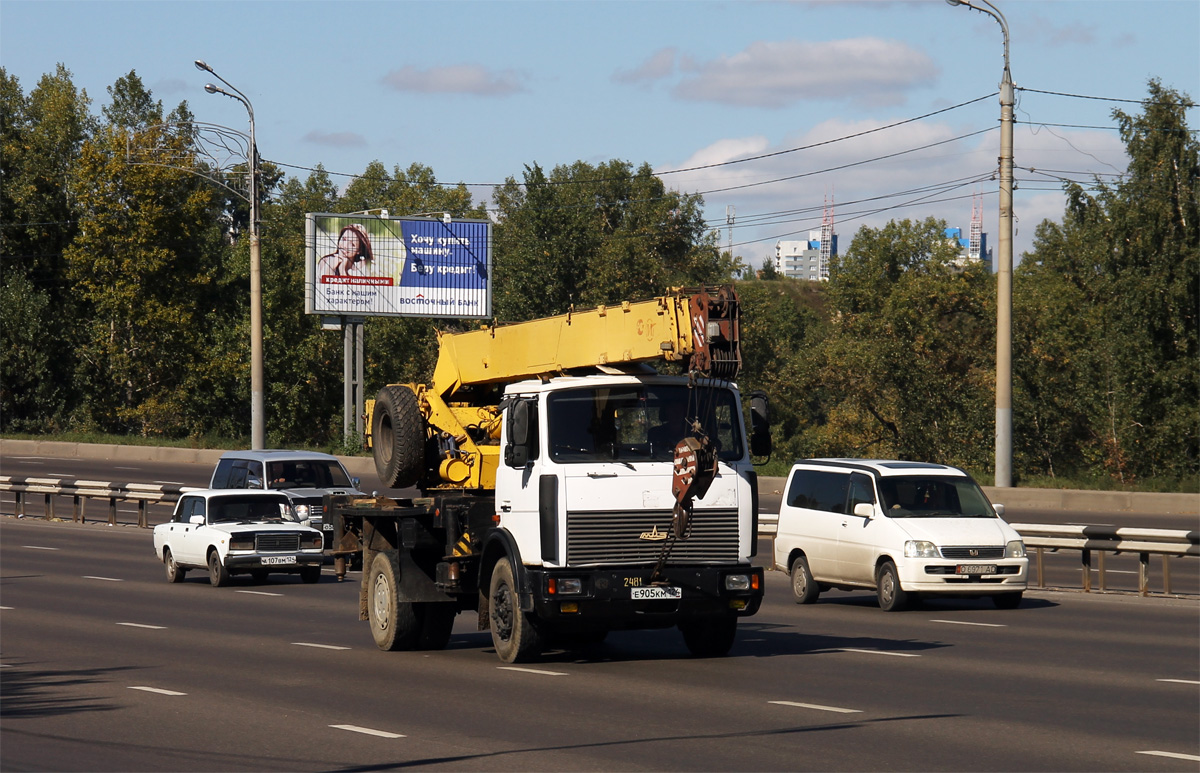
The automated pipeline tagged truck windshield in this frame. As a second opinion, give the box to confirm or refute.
[209,497,289,523]
[265,460,352,489]
[547,384,743,464]
[878,476,996,518]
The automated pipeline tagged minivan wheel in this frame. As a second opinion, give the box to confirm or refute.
[876,561,909,612]
[790,556,820,604]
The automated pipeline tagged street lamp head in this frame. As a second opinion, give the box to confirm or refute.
[945,0,964,5]
[194,60,211,73]
[204,83,219,94]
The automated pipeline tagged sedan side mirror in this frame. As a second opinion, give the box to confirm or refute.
[189,514,205,526]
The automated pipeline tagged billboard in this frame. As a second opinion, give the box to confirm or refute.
[304,213,492,319]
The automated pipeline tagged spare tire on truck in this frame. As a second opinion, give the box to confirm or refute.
[373,385,425,488]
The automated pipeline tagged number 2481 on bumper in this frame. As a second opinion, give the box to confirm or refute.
[631,586,682,600]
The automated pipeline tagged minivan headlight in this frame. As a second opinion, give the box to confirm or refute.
[1005,540,1026,558]
[904,540,940,559]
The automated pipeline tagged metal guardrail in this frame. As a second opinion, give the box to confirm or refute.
[1011,522,1199,596]
[760,513,1197,597]
[4,482,1196,596]
[0,476,201,528]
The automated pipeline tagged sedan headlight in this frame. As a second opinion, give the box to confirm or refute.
[229,535,255,551]
[1005,540,1026,558]
[302,533,324,551]
[293,504,311,520]
[904,540,940,559]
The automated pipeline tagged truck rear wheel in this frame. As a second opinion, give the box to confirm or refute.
[367,553,420,651]
[679,614,738,657]
[489,557,542,663]
[373,385,425,489]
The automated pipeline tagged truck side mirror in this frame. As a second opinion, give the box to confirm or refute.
[749,391,771,459]
[504,399,535,468]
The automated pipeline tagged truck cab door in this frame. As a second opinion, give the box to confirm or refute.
[495,397,550,565]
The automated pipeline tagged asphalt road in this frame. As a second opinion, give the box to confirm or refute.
[2,515,1197,772]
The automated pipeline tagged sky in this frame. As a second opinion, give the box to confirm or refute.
[4,0,1198,270]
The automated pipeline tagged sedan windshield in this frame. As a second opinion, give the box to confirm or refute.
[546,384,743,464]
[878,476,995,518]
[209,497,289,523]
[265,460,352,489]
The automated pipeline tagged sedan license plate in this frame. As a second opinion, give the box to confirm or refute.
[956,564,997,575]
[261,555,297,565]
[631,586,681,600]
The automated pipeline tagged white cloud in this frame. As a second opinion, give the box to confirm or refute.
[381,65,527,96]
[613,47,679,84]
[672,38,938,109]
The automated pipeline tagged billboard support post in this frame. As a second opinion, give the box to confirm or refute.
[342,317,365,446]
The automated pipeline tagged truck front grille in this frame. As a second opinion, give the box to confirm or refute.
[257,534,301,552]
[566,509,739,566]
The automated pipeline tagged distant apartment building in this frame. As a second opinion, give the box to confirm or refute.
[774,230,839,281]
[944,226,992,271]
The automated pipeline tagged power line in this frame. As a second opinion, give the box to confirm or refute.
[1017,86,1197,109]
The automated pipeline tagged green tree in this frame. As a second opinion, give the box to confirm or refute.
[1016,80,1198,484]
[799,218,995,471]
[63,72,226,436]
[0,65,94,431]
[491,160,729,321]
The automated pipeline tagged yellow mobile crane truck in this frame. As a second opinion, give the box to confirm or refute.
[325,286,770,662]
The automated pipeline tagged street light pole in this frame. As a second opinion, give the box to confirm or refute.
[195,60,265,450]
[946,0,1014,487]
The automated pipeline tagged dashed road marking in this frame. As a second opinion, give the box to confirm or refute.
[769,700,862,714]
[498,666,569,676]
[235,590,282,597]
[840,648,921,658]
[1157,679,1200,685]
[0,606,12,610]
[23,545,59,551]
[118,623,166,630]
[1136,751,1200,762]
[330,724,405,739]
[292,642,350,651]
[83,576,123,582]
[129,686,186,696]
[931,619,1006,628]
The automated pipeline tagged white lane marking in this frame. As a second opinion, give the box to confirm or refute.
[292,642,350,651]
[83,576,124,582]
[0,606,13,610]
[118,623,166,630]
[23,545,59,551]
[1157,679,1200,685]
[769,700,862,714]
[129,686,186,696]
[114,466,142,471]
[498,666,569,677]
[235,590,282,597]
[931,619,1006,628]
[153,480,187,485]
[330,724,405,739]
[1137,751,1200,762]
[840,648,921,658]
[1103,570,1138,575]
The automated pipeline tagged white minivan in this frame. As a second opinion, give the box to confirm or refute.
[773,459,1028,610]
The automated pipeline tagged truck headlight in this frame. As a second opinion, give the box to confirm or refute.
[1006,540,1026,558]
[725,573,751,591]
[904,540,940,559]
[293,504,310,520]
[548,578,582,595]
[229,535,255,551]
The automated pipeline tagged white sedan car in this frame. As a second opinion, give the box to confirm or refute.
[153,489,325,586]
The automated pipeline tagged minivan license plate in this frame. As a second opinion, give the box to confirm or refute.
[956,564,997,575]
[262,556,297,565]
[631,586,681,600]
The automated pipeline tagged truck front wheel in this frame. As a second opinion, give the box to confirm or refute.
[679,614,738,657]
[489,557,542,663]
[367,553,420,651]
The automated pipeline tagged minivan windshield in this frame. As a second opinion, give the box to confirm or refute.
[546,384,743,464]
[878,475,995,518]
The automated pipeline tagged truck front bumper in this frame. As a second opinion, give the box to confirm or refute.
[525,564,764,629]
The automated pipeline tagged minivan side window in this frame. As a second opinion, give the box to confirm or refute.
[787,469,851,513]
[847,472,876,514]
